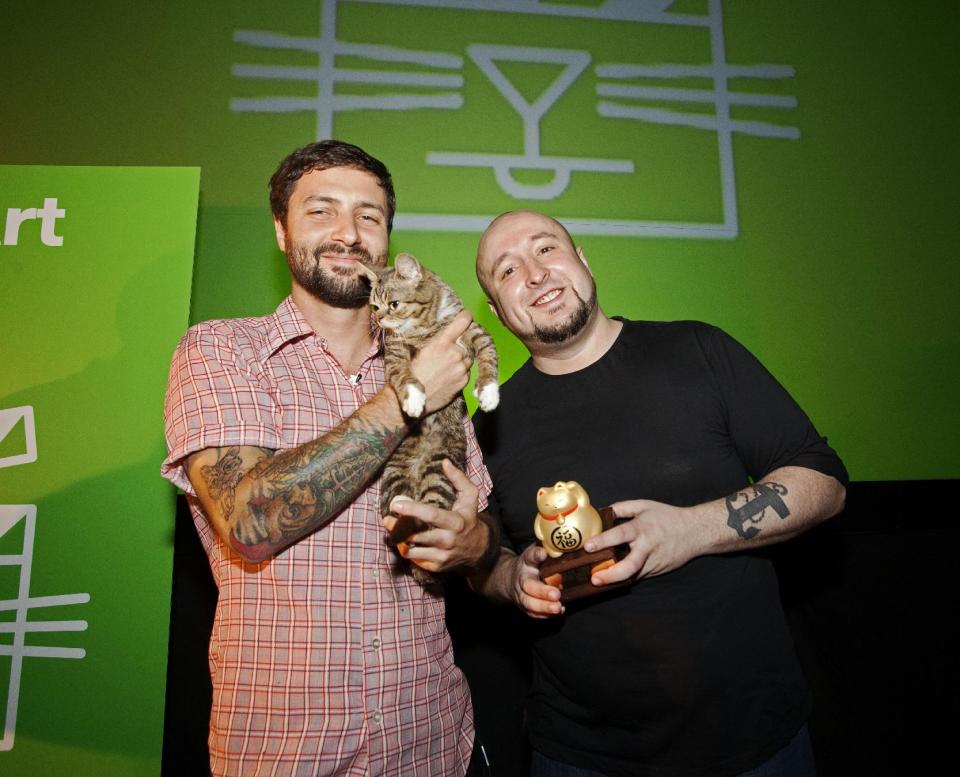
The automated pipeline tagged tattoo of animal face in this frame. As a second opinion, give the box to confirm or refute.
[725,482,790,540]
[200,447,245,518]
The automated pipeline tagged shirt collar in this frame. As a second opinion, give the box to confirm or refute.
[260,296,315,360]
[261,295,384,361]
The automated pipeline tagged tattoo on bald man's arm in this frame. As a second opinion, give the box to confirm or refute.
[229,418,406,558]
[725,482,790,540]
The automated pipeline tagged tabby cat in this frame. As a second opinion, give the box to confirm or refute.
[362,252,499,584]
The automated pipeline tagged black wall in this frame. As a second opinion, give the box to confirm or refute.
[163,480,958,776]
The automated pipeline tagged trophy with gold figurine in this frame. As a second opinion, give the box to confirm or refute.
[535,481,631,602]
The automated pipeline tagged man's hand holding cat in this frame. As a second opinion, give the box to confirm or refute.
[384,459,490,573]
[409,310,474,414]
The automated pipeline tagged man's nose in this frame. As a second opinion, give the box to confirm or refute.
[331,214,359,245]
[525,260,548,286]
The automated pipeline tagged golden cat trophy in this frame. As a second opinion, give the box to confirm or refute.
[535,481,630,602]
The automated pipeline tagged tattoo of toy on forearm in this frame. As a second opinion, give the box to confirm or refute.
[725,482,790,540]
[235,423,405,546]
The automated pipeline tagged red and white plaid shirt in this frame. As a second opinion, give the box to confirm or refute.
[162,296,492,777]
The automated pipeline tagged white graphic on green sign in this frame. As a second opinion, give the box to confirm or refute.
[0,407,37,470]
[230,0,798,237]
[1,199,65,247]
[0,164,198,773]
[0,503,90,752]
[427,44,634,200]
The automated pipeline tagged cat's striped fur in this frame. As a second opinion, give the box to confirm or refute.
[363,253,498,584]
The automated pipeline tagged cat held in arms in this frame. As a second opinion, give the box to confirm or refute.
[362,253,499,584]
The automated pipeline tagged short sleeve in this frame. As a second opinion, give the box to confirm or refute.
[695,325,849,486]
[161,324,281,493]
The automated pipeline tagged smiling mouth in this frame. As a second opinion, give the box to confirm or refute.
[313,242,373,265]
[533,288,563,306]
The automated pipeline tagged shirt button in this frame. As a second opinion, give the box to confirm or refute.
[372,710,383,723]
[371,637,381,649]
[371,569,380,578]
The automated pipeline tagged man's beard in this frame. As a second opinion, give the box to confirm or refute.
[531,280,597,344]
[286,242,383,309]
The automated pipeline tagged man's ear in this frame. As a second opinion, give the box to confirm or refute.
[577,246,590,267]
[486,299,502,322]
[274,218,287,252]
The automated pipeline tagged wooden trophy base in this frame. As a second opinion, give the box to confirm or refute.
[539,507,630,602]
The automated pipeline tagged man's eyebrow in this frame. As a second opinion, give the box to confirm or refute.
[302,194,338,207]
[489,251,513,277]
[355,200,386,215]
[529,231,560,242]
[487,231,562,276]
[300,195,385,215]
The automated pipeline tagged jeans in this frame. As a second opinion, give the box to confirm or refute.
[530,724,817,777]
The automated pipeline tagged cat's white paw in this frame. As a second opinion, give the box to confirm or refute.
[402,384,427,417]
[475,382,500,412]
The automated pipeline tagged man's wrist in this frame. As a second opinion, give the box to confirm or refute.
[459,511,501,575]
[382,383,413,428]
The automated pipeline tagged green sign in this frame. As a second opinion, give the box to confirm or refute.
[0,166,198,774]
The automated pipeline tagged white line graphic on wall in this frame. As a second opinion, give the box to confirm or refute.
[0,505,90,752]
[230,0,798,238]
[0,407,37,470]
[230,0,465,139]
[427,45,634,200]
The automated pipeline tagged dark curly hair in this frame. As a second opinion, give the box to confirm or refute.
[269,140,396,232]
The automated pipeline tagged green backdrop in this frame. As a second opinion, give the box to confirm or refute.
[0,167,198,773]
[5,0,957,481]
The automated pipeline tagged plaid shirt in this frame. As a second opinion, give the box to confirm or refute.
[162,296,492,777]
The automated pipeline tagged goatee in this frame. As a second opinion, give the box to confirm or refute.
[532,281,597,344]
[287,242,382,309]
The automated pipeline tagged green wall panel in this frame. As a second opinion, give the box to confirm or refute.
[3,1,957,478]
[0,166,198,773]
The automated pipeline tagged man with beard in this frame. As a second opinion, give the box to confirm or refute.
[162,141,497,776]
[470,210,848,777]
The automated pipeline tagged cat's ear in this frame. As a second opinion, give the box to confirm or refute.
[394,253,423,282]
[357,262,384,285]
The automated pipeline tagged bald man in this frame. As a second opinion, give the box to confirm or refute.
[470,210,847,777]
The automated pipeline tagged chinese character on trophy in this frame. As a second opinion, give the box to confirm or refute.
[534,481,630,602]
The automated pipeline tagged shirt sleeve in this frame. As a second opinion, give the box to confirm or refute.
[161,324,281,493]
[696,324,849,486]
[463,414,493,512]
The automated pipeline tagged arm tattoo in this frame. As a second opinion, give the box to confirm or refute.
[230,417,405,555]
[725,482,790,540]
[200,447,245,519]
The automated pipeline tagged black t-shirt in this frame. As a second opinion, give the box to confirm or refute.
[473,320,848,777]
